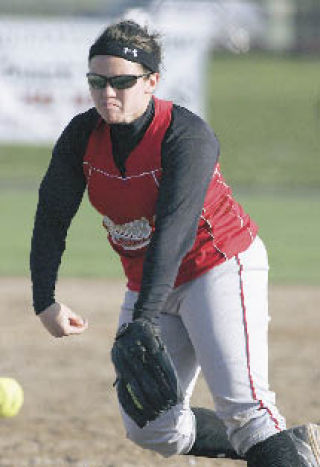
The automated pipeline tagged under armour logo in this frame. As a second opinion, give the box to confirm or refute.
[123,47,138,57]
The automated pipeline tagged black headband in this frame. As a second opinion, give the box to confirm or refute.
[89,40,159,73]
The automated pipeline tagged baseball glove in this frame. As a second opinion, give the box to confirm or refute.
[111,319,183,428]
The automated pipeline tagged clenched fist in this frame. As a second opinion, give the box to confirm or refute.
[38,302,88,338]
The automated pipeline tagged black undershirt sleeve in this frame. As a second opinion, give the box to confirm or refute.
[133,105,220,321]
[30,108,99,313]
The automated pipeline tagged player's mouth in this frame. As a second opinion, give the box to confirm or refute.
[103,101,120,109]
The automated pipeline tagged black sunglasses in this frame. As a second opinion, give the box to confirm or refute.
[86,72,152,90]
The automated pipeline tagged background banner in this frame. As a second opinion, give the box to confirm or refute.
[0,6,213,143]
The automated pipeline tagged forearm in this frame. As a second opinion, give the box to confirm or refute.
[30,208,69,313]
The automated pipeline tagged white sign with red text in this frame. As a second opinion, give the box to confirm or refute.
[0,7,212,143]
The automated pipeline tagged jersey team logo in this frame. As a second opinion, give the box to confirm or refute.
[103,215,152,250]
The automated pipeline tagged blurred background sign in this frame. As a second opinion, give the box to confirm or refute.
[1,0,319,144]
[0,16,103,143]
[4,0,318,143]
[0,1,217,143]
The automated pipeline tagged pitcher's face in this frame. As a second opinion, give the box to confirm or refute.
[88,55,159,124]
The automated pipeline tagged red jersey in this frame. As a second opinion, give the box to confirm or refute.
[83,97,258,291]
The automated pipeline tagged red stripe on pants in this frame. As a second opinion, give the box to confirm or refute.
[235,255,281,432]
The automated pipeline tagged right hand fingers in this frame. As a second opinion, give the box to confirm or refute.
[38,302,88,338]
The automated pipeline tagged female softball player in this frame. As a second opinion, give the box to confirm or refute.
[30,20,320,466]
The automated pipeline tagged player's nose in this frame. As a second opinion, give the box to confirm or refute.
[103,82,117,97]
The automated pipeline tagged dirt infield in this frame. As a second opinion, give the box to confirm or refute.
[0,278,319,467]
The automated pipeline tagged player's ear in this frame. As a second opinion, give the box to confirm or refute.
[144,72,159,95]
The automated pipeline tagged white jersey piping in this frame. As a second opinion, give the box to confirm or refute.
[83,161,162,181]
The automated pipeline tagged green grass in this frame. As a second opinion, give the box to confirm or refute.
[208,54,320,188]
[1,187,319,283]
[236,191,320,283]
[0,190,123,278]
[1,53,319,283]
[0,145,51,187]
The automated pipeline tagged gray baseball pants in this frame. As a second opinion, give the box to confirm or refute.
[117,236,286,457]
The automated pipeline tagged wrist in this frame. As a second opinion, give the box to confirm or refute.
[35,299,56,315]
[133,307,159,326]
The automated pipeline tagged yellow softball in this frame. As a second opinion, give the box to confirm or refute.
[0,377,24,418]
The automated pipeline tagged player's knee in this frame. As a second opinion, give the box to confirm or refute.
[126,405,195,457]
[126,427,192,457]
